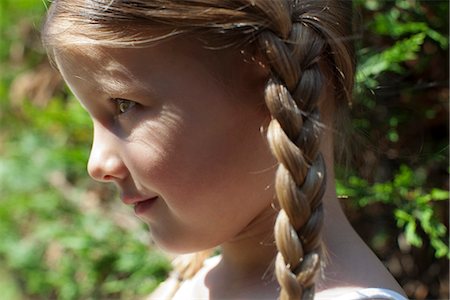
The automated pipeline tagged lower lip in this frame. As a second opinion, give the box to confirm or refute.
[134,197,158,215]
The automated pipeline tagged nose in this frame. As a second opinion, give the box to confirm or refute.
[87,123,128,183]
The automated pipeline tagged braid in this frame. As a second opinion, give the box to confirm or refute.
[256,3,329,299]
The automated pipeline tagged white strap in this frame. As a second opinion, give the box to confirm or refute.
[333,288,408,300]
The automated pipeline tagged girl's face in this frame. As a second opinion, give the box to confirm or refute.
[56,36,277,253]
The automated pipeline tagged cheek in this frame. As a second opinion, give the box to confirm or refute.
[129,101,274,206]
[160,111,274,223]
[155,110,258,199]
[122,109,219,200]
[123,109,186,188]
[123,101,275,252]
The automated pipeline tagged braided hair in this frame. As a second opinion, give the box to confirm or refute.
[43,1,354,299]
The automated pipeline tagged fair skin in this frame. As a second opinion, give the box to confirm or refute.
[56,35,405,299]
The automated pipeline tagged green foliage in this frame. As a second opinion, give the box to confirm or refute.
[356,0,448,96]
[338,0,449,272]
[337,165,449,258]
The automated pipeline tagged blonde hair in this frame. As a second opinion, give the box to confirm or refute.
[42,1,354,299]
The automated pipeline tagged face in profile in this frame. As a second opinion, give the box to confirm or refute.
[55,35,277,253]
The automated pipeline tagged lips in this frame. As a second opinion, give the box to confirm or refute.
[121,194,158,205]
[133,196,158,215]
[120,194,159,215]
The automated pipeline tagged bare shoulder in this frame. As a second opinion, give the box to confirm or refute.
[146,256,221,300]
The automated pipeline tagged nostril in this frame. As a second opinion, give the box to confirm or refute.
[103,174,114,181]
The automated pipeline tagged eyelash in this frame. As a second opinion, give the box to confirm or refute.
[112,98,136,115]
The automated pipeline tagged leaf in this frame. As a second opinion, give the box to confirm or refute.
[357,33,426,86]
[393,165,414,188]
[431,239,450,258]
[405,221,422,247]
[431,188,450,201]
[395,209,413,227]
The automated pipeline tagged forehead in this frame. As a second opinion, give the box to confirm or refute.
[52,34,269,113]
[55,36,252,91]
[54,45,142,95]
[55,34,221,69]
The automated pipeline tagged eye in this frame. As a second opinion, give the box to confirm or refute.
[113,98,136,114]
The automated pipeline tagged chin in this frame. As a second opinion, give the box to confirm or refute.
[150,230,219,255]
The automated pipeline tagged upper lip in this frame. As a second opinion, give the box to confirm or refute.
[121,194,158,205]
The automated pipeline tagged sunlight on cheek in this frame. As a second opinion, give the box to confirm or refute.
[127,107,184,165]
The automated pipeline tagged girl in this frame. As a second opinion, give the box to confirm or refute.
[42,1,407,299]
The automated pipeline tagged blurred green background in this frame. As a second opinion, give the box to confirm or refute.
[0,0,448,299]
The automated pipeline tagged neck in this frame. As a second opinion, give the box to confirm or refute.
[204,204,278,298]
[220,206,277,278]
[319,120,356,254]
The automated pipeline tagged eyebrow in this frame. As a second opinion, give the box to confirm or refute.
[97,75,132,95]
[97,59,156,98]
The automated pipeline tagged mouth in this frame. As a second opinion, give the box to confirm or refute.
[133,196,158,215]
[120,193,159,216]
[121,194,156,205]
